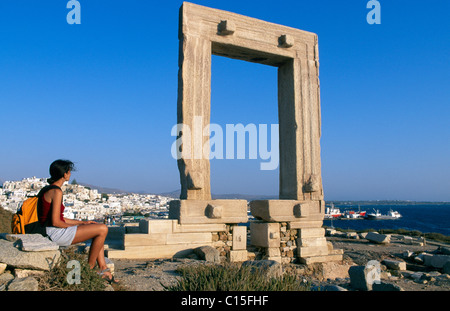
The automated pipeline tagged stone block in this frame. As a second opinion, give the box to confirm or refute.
[359,232,369,239]
[229,250,248,262]
[372,282,403,291]
[139,219,176,234]
[107,226,125,239]
[288,220,324,230]
[125,232,213,247]
[0,272,14,291]
[7,276,39,291]
[14,269,45,278]
[250,200,322,222]
[125,233,167,247]
[205,204,222,219]
[278,34,294,48]
[125,225,141,234]
[382,259,407,271]
[266,247,281,257]
[0,263,6,274]
[172,222,227,233]
[439,246,450,255]
[297,245,329,258]
[105,226,125,249]
[297,237,327,248]
[298,228,325,239]
[250,222,280,248]
[7,234,59,252]
[232,226,247,250]
[107,242,215,260]
[365,232,391,244]
[0,240,60,271]
[242,260,282,278]
[443,262,450,275]
[423,254,450,269]
[325,228,337,236]
[217,20,236,35]
[169,200,248,224]
[194,246,220,262]
[348,265,380,291]
[414,253,428,264]
[166,233,213,245]
[345,232,359,239]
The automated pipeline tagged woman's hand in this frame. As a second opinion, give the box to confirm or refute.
[82,220,97,225]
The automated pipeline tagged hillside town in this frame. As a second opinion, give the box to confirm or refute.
[0,177,174,223]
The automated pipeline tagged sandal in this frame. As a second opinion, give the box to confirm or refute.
[98,268,119,284]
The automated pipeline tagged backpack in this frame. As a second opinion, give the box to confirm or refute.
[11,185,61,235]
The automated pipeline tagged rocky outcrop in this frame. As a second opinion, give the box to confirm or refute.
[0,233,61,291]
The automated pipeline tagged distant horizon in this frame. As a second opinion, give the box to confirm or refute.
[1,175,449,203]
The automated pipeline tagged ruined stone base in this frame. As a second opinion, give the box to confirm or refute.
[107,199,343,265]
[249,200,343,264]
[107,199,249,261]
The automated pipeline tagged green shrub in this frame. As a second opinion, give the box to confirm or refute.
[164,263,310,291]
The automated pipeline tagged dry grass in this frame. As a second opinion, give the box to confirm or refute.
[164,263,310,291]
[37,247,108,291]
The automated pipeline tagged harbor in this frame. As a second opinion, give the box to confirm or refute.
[325,204,402,220]
[323,202,450,237]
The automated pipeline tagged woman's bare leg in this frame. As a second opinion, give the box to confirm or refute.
[72,224,108,269]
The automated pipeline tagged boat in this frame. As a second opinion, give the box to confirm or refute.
[341,209,367,219]
[341,205,366,219]
[324,204,341,219]
[365,208,402,220]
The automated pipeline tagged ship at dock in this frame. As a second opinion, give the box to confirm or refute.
[324,204,366,220]
[341,207,367,219]
[365,208,402,220]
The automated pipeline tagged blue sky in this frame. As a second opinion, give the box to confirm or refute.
[0,1,449,201]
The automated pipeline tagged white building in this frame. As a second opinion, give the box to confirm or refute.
[1,177,172,220]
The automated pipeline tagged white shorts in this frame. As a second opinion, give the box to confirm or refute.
[46,226,78,246]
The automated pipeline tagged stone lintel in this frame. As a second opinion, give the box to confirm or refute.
[249,200,323,222]
[169,199,248,224]
[180,2,318,66]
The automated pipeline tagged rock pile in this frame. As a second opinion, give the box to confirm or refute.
[347,252,450,291]
[325,229,450,291]
[326,229,426,246]
[280,222,298,263]
[211,229,233,258]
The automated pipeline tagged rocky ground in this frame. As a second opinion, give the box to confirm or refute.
[111,236,450,292]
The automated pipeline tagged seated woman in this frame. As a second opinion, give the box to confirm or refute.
[38,159,117,284]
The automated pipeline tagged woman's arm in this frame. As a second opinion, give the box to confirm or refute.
[50,189,98,227]
[64,218,96,225]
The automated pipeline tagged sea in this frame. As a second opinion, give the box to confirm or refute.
[322,203,450,236]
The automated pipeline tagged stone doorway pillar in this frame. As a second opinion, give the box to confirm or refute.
[170,2,342,264]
